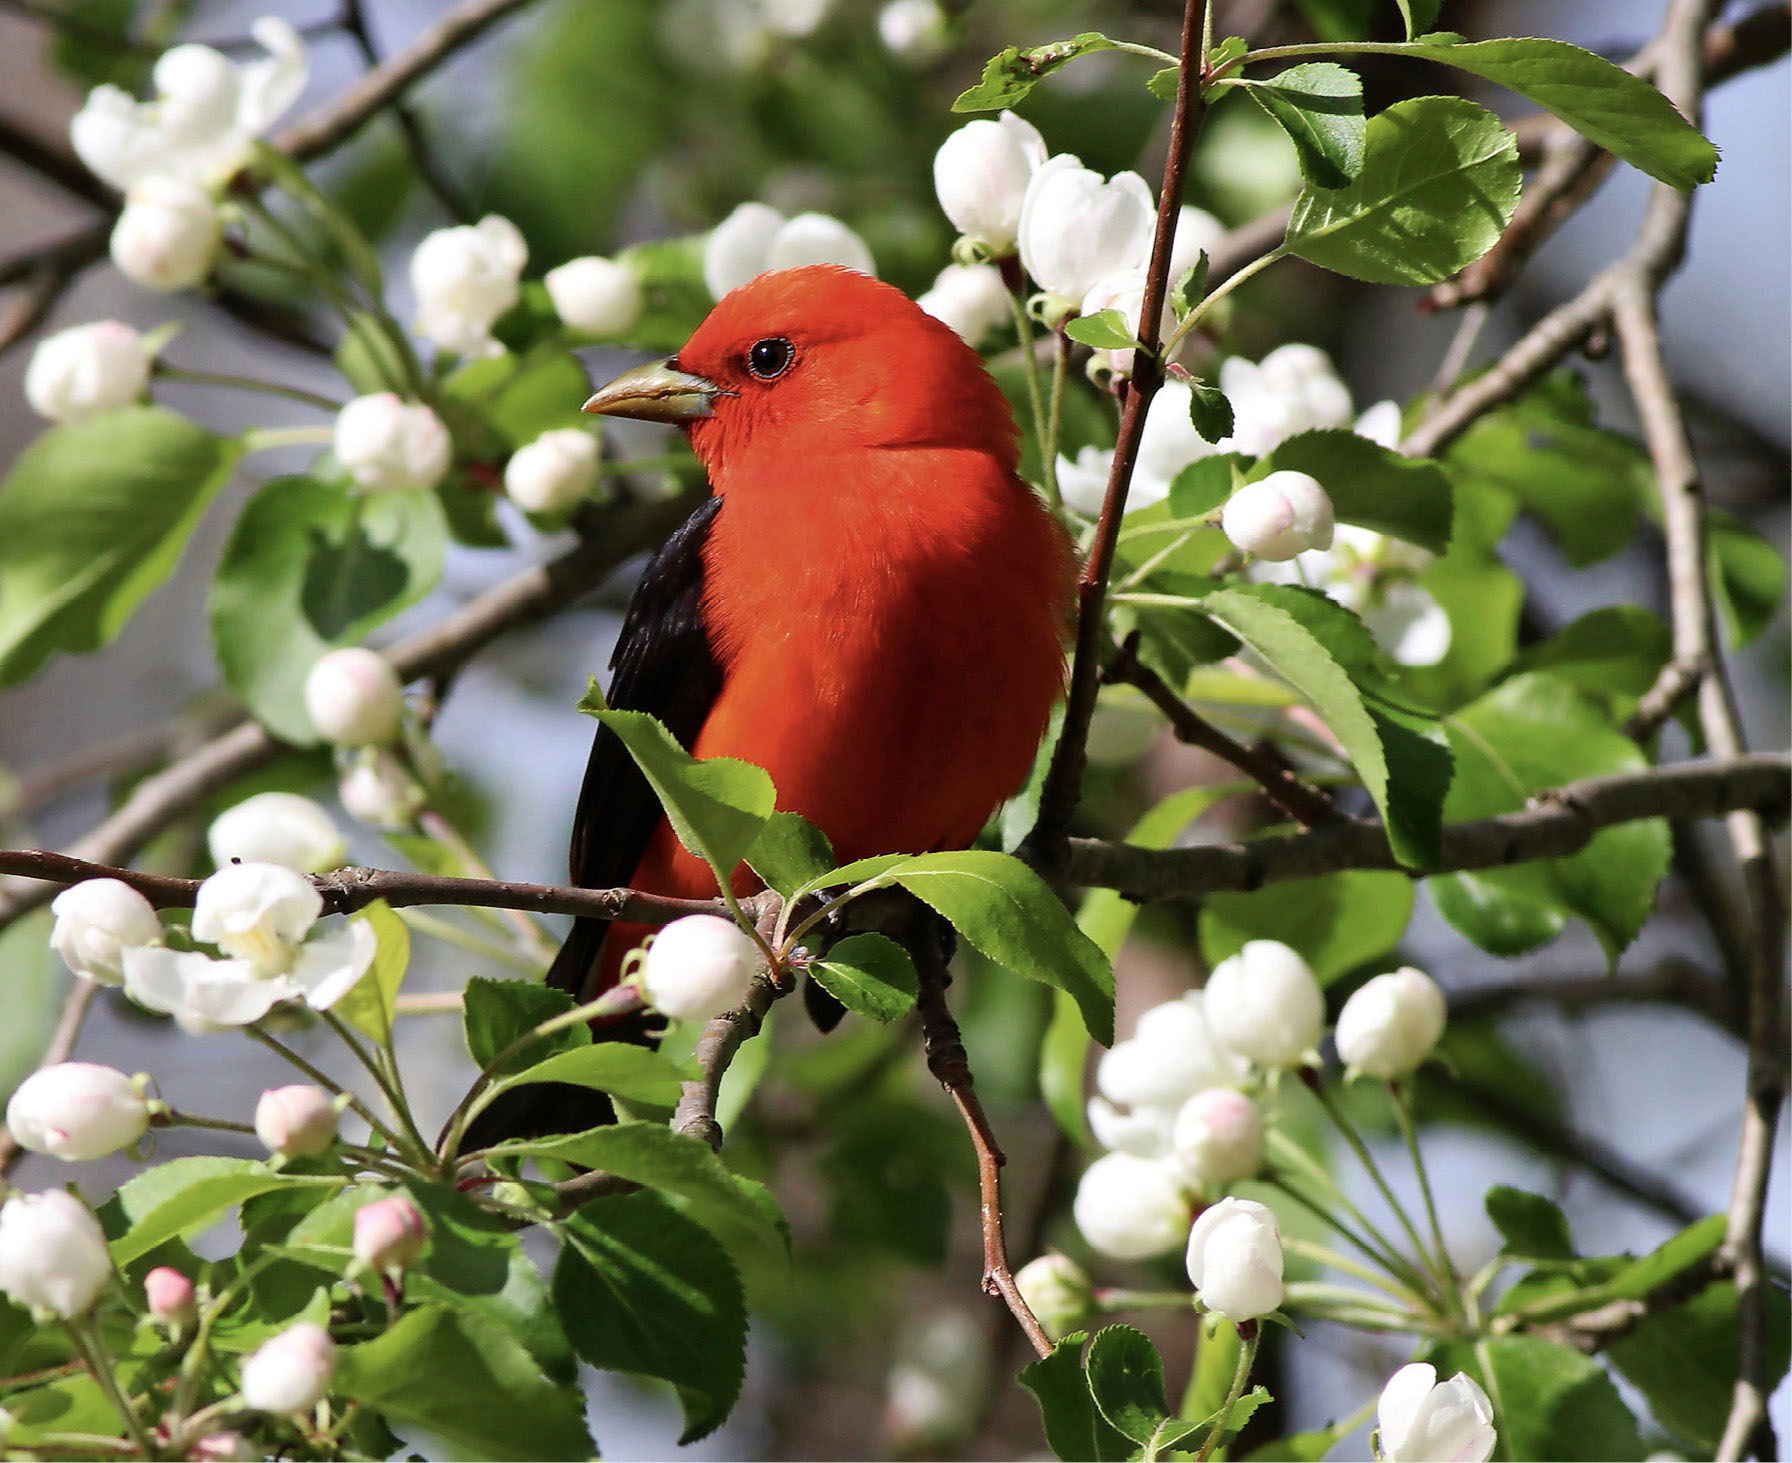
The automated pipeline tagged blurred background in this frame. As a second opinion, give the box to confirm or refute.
[0,0,1784,1456]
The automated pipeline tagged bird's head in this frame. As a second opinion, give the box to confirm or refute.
[581,265,1020,481]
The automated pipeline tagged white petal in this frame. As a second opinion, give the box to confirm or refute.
[290,919,379,1010]
[237,17,309,133]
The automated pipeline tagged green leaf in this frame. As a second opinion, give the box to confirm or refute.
[1509,607,1672,712]
[1391,36,1718,189]
[488,1121,787,1262]
[0,409,241,684]
[1084,1325,1174,1446]
[1607,1214,1724,1301]
[1239,63,1364,190]
[1188,378,1236,444]
[1709,506,1788,649]
[332,903,409,1045]
[1168,455,1243,520]
[808,932,919,1022]
[581,692,776,886]
[1200,867,1414,982]
[1429,673,1670,962]
[1482,1334,1646,1461]
[745,810,835,898]
[1284,96,1521,286]
[210,474,446,742]
[1065,309,1144,352]
[443,344,594,450]
[1256,429,1453,554]
[1185,583,1453,866]
[336,1305,595,1460]
[1392,0,1440,39]
[556,1191,746,1443]
[1019,1333,1133,1463]
[880,850,1114,1045]
[104,1157,335,1266]
[1171,253,1209,319]
[495,1043,690,1107]
[462,976,586,1075]
[953,32,1119,112]
[1485,1185,1575,1263]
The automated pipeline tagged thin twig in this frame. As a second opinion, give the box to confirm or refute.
[673,897,787,1150]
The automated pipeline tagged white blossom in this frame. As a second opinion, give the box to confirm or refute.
[110,175,220,291]
[24,321,153,423]
[0,1190,112,1317]
[877,0,948,61]
[1221,470,1336,561]
[333,393,452,494]
[505,428,600,515]
[192,861,321,973]
[1252,523,1452,666]
[240,1321,336,1415]
[207,792,344,873]
[255,1085,338,1158]
[1376,1363,1496,1463]
[932,111,1047,255]
[1171,1088,1264,1187]
[6,1062,149,1161]
[1136,380,1222,494]
[337,750,425,830]
[1018,157,1154,317]
[703,202,874,299]
[304,647,405,747]
[1205,940,1325,1068]
[1335,966,1448,1079]
[1055,444,1120,518]
[411,215,527,358]
[1086,1096,1177,1158]
[50,877,163,985]
[1096,993,1248,1111]
[544,255,643,337]
[70,18,307,191]
[1186,1196,1284,1321]
[640,914,759,1021]
[917,262,1011,347]
[1071,1150,1191,1260]
[1220,342,1354,457]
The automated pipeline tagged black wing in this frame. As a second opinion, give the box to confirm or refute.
[545,493,725,997]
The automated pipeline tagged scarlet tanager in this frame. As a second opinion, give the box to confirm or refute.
[471,265,1073,1141]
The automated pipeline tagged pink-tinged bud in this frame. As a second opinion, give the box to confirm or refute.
[239,1321,336,1414]
[0,1190,112,1317]
[352,1195,427,1274]
[144,1266,196,1326]
[5,1061,150,1161]
[254,1085,337,1158]
[190,1431,255,1461]
[303,647,404,746]
[1219,470,1335,562]
[1172,1088,1265,1187]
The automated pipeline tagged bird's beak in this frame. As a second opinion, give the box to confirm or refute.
[582,359,724,423]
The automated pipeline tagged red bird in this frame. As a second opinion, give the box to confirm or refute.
[473,266,1071,1140]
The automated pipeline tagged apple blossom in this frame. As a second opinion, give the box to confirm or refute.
[703,202,874,299]
[1375,1363,1496,1463]
[207,792,344,873]
[144,1266,197,1326]
[1014,1253,1094,1340]
[50,877,163,985]
[917,262,1011,347]
[1171,1088,1264,1187]
[1186,1196,1284,1321]
[304,646,405,747]
[24,321,153,423]
[932,111,1047,255]
[5,1062,150,1161]
[255,1084,338,1158]
[1221,470,1336,561]
[1205,941,1325,1068]
[640,914,759,1021]
[1071,1151,1191,1260]
[877,0,948,62]
[1220,343,1355,457]
[1336,966,1449,1079]
[338,749,426,830]
[110,175,220,291]
[411,214,527,358]
[332,393,453,494]
[0,1190,112,1317]
[1096,993,1248,1111]
[240,1320,336,1415]
[545,255,642,337]
[352,1194,428,1273]
[1018,158,1154,317]
[505,427,601,515]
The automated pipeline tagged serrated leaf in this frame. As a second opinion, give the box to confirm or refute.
[462,976,587,1075]
[746,810,836,897]
[1285,96,1520,286]
[1019,1333,1134,1462]
[1482,1334,1646,1461]
[210,474,446,742]
[104,1157,338,1266]
[1085,1325,1173,1445]
[556,1192,746,1443]
[1240,63,1364,189]
[336,1305,595,1460]
[1485,1185,1576,1263]
[494,1043,691,1107]
[1171,253,1208,320]
[1188,379,1235,444]
[0,409,241,684]
[1168,455,1241,519]
[1148,66,1179,102]
[1065,309,1145,352]
[953,32,1119,111]
[581,695,775,887]
[1256,429,1453,554]
[1392,36,1718,189]
[332,902,409,1044]
[808,932,919,1022]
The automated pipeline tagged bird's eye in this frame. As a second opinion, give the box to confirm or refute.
[746,337,794,381]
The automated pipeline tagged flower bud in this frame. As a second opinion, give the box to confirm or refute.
[1071,1151,1191,1261]
[24,321,152,423]
[916,262,1010,347]
[192,861,322,975]
[1376,1363,1496,1463]
[639,914,759,1022]
[877,0,948,61]
[1335,967,1448,1079]
[240,1320,336,1414]
[1014,1253,1094,1340]
[1221,471,1335,561]
[50,878,163,985]
[332,393,452,494]
[932,111,1047,255]
[254,1084,338,1158]
[337,749,426,830]
[352,1194,427,1274]
[0,1190,112,1317]
[1171,1088,1263,1187]
[1078,266,1149,377]
[1185,1196,1283,1321]
[190,1432,255,1461]
[1096,994,1248,1111]
[544,255,642,337]
[763,212,876,276]
[703,202,786,300]
[504,428,600,515]
[1204,941,1325,1069]
[144,1265,197,1326]
[1018,158,1155,316]
[207,792,344,874]
[410,214,527,358]
[303,647,405,747]
[110,175,220,291]
[6,1062,150,1161]
[1086,1096,1176,1158]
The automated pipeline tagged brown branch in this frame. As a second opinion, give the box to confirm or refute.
[672,897,788,1151]
[1061,751,1789,901]
[1105,633,1343,828]
[1022,0,1206,868]
[4,703,238,821]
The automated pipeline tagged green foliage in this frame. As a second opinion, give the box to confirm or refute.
[1019,1333,1134,1462]
[808,932,919,1021]
[0,409,241,684]
[1066,309,1145,352]
[1284,96,1522,286]
[1254,428,1454,553]
[463,976,588,1074]
[1186,378,1235,445]
[1200,866,1414,981]
[1485,1185,1576,1263]
[332,902,411,1044]
[954,33,1120,112]
[745,810,836,896]
[102,1157,338,1266]
[493,1043,692,1107]
[1235,63,1365,190]
[1483,1334,1647,1461]
[1168,454,1244,519]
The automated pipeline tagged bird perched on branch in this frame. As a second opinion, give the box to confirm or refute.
[470,265,1072,1142]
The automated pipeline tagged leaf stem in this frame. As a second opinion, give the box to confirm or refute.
[1007,288,1058,510]
[64,1319,155,1461]
[1390,1078,1460,1308]
[1163,246,1286,357]
[1194,1323,1258,1463]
